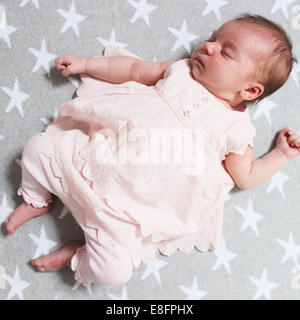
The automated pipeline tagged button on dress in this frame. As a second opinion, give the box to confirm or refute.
[39,46,256,268]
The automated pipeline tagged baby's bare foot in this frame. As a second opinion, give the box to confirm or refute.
[5,201,52,235]
[31,241,84,272]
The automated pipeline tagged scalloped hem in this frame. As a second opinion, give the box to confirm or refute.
[221,143,254,161]
[17,187,52,209]
[70,245,92,289]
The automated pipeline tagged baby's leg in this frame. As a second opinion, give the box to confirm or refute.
[6,134,56,234]
[70,226,133,287]
[31,226,133,287]
[31,240,84,272]
[5,201,52,235]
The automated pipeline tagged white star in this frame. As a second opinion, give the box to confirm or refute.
[72,281,92,294]
[291,62,300,87]
[249,268,279,300]
[127,0,158,27]
[0,19,17,48]
[253,98,278,125]
[40,108,59,126]
[4,265,30,300]
[68,75,81,88]
[277,231,300,265]
[235,198,264,237]
[97,28,128,49]
[19,0,39,9]
[0,192,14,224]
[0,6,7,30]
[1,77,30,117]
[140,255,168,284]
[108,285,130,300]
[271,0,296,19]
[211,237,237,275]
[28,38,58,74]
[201,0,228,21]
[266,171,290,199]
[167,19,198,54]
[178,277,208,300]
[56,0,87,38]
[28,224,58,259]
[0,134,4,141]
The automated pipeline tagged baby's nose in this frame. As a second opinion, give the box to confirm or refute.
[203,41,219,55]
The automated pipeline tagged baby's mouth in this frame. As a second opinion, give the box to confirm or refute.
[196,56,205,69]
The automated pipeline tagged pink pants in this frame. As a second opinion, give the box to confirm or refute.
[17,133,133,288]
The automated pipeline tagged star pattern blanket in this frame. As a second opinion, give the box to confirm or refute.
[0,0,300,300]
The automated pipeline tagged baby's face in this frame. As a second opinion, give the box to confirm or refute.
[191,20,269,104]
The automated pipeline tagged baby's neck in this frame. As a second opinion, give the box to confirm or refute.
[214,95,247,112]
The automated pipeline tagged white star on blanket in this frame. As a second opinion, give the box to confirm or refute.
[211,237,237,275]
[108,285,130,300]
[57,0,87,37]
[249,268,279,300]
[167,19,198,54]
[270,0,297,19]
[19,0,39,10]
[1,78,30,118]
[201,0,228,21]
[253,98,278,125]
[28,38,57,75]
[277,231,300,265]
[266,171,291,199]
[0,20,16,48]
[97,28,128,49]
[0,192,14,224]
[235,198,264,237]
[4,265,31,300]
[28,224,58,259]
[127,0,158,27]
[140,255,168,284]
[178,276,208,300]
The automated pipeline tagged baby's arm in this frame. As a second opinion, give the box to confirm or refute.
[224,128,300,189]
[55,54,175,86]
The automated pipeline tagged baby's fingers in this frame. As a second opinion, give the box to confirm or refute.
[56,64,66,71]
[287,132,300,147]
[289,138,300,148]
[56,55,73,69]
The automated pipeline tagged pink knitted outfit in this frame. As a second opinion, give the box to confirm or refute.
[17,46,256,287]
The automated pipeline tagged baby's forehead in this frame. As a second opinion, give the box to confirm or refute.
[216,21,271,53]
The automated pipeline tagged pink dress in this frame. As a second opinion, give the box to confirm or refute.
[39,46,256,268]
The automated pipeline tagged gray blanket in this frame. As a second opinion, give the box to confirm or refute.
[0,0,300,300]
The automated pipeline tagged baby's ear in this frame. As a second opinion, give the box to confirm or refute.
[242,82,264,101]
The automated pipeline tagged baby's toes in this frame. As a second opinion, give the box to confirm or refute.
[37,266,46,272]
[5,219,15,235]
[31,258,43,267]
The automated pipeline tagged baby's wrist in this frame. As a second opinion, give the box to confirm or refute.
[81,58,88,73]
[274,146,289,162]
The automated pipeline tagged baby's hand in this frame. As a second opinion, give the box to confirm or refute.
[55,54,87,77]
[276,128,300,161]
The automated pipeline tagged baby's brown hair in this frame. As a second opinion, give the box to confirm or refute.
[233,13,297,104]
